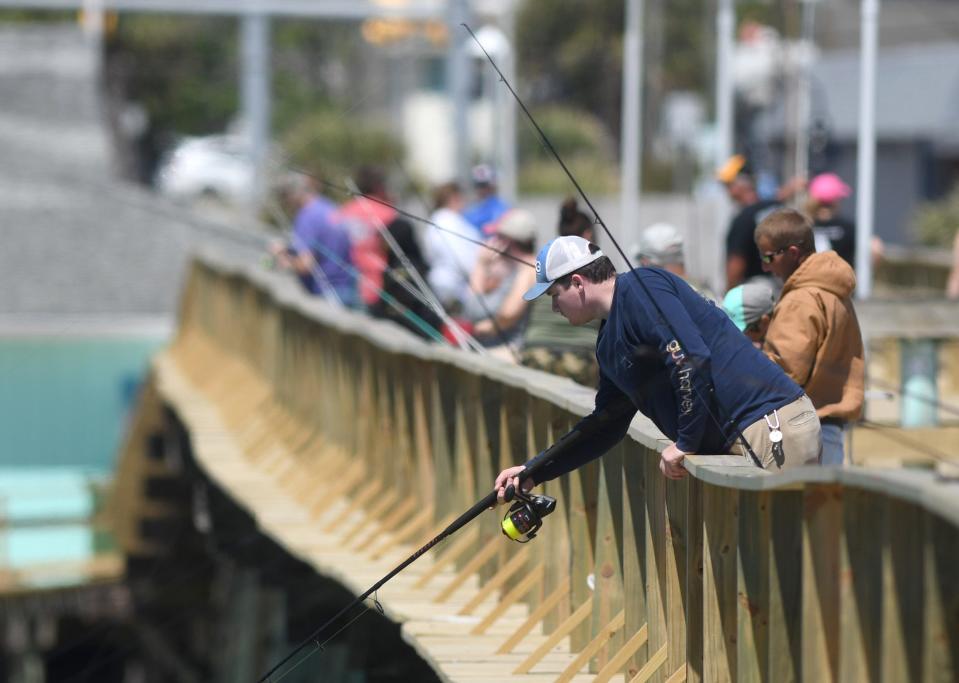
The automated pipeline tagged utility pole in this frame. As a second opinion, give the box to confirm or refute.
[447,0,472,189]
[716,0,735,169]
[498,12,517,204]
[794,0,818,193]
[714,0,735,293]
[620,0,644,250]
[241,12,271,212]
[855,0,879,300]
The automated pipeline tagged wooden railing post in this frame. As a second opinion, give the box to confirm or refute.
[644,452,668,683]
[685,476,704,683]
[737,490,770,682]
[922,510,959,681]
[881,499,924,682]
[768,490,803,682]
[622,441,649,680]
[703,482,738,682]
[801,484,841,682]
[592,443,626,672]
[665,476,689,680]
[839,487,884,682]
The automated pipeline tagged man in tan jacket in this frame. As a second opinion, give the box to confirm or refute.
[755,208,864,465]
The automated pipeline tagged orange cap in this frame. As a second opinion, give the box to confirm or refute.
[715,154,747,184]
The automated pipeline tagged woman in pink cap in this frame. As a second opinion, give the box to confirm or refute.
[806,172,856,266]
[806,172,883,269]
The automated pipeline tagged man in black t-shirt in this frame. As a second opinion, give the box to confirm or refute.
[812,216,856,266]
[716,155,780,290]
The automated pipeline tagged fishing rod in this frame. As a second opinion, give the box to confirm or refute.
[254,492,496,682]
[343,176,485,354]
[462,23,762,469]
[255,390,637,682]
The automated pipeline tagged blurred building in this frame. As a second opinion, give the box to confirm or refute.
[758,42,959,245]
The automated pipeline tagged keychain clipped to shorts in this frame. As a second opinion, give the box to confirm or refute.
[764,410,783,443]
[501,490,557,543]
[764,409,785,466]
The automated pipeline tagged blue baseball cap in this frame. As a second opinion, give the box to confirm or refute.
[523,236,605,301]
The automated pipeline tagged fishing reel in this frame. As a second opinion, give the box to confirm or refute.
[500,489,557,543]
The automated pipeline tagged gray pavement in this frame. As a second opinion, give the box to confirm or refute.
[0,23,266,322]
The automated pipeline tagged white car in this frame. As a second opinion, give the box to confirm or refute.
[155,134,255,205]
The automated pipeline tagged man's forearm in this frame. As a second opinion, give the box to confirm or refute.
[525,395,635,485]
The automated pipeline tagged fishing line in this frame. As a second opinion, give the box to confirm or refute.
[264,195,345,306]
[286,161,528,362]
[270,598,379,683]
[255,388,639,683]
[256,486,501,683]
[289,166,535,269]
[306,238,451,344]
[463,23,762,468]
[857,419,958,464]
[867,375,959,420]
[383,157,525,362]
[343,175,485,354]
[284,94,527,360]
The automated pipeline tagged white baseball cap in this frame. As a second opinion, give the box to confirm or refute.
[636,222,684,266]
[494,208,537,243]
[523,236,605,301]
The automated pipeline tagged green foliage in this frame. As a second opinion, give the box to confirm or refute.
[106,15,238,136]
[518,106,617,194]
[915,186,959,247]
[516,0,624,136]
[519,106,613,161]
[271,19,363,132]
[0,10,74,22]
[515,0,717,192]
[519,158,618,195]
[281,109,403,183]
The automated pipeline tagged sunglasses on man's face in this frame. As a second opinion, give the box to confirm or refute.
[760,244,797,265]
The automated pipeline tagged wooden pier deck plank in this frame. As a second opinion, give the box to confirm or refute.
[153,351,625,683]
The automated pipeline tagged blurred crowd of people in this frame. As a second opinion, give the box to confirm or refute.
[269,163,532,352]
[269,157,885,464]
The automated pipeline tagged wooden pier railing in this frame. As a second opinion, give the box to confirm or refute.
[114,254,959,682]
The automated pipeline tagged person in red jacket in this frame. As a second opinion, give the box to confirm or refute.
[335,166,396,309]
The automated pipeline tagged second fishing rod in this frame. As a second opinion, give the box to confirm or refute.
[461,24,763,469]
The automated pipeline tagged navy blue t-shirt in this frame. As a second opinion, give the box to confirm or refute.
[529,268,802,484]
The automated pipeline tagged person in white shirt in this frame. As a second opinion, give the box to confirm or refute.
[423,181,481,312]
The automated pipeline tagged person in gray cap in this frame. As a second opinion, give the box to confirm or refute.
[464,208,538,360]
[633,222,715,300]
[722,282,776,348]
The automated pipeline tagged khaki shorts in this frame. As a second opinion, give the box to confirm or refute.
[732,394,822,470]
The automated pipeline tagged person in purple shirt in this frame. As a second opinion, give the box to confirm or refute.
[272,173,359,307]
[462,164,510,234]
